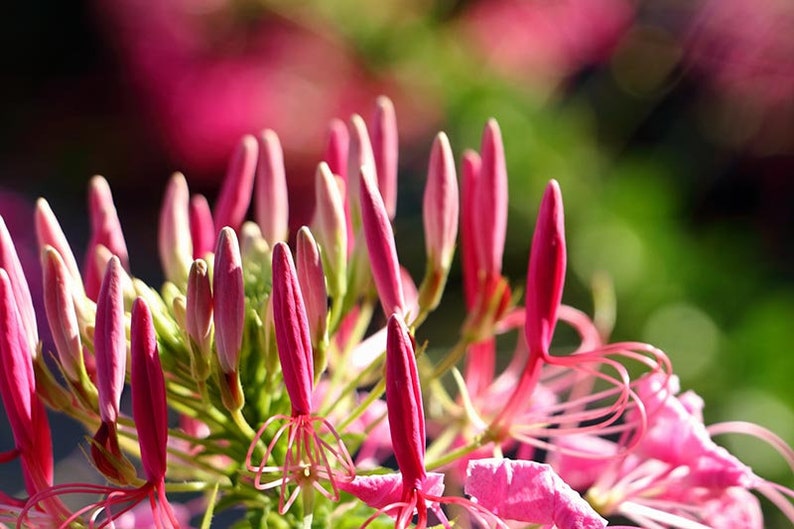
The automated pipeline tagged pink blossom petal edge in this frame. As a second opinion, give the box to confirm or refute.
[465,458,607,529]
[340,472,445,511]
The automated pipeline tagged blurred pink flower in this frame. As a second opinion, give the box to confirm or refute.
[461,0,634,86]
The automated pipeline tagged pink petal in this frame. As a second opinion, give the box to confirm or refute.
[296,227,327,347]
[0,216,38,355]
[423,132,459,276]
[460,150,482,310]
[41,247,83,382]
[214,135,257,233]
[189,194,215,259]
[340,472,445,510]
[158,172,193,285]
[212,228,244,375]
[370,96,398,220]
[465,458,607,529]
[323,118,349,180]
[474,119,507,278]
[94,256,127,424]
[84,176,129,301]
[35,198,83,290]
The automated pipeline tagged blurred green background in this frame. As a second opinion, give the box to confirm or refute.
[1,0,793,524]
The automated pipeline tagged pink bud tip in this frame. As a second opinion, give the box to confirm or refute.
[186,259,213,357]
[460,149,482,309]
[323,118,349,180]
[423,132,459,274]
[213,228,244,375]
[525,180,566,357]
[271,242,314,416]
[85,176,130,300]
[475,119,508,278]
[371,96,398,220]
[0,215,38,355]
[190,193,215,259]
[94,256,127,424]
[214,135,258,233]
[312,163,348,298]
[385,314,426,490]
[42,247,83,382]
[359,167,405,317]
[158,172,192,285]
[255,129,289,245]
[296,227,327,346]
[35,198,83,289]
[131,298,168,482]
[347,114,376,220]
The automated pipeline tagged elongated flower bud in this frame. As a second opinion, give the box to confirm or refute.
[190,194,215,259]
[131,298,168,482]
[0,269,54,494]
[255,129,289,245]
[213,228,244,375]
[296,227,328,352]
[186,259,213,380]
[359,167,405,317]
[385,314,426,490]
[94,256,127,424]
[371,96,398,220]
[35,198,83,289]
[85,176,130,301]
[42,247,85,383]
[313,162,348,301]
[323,118,349,180]
[0,216,38,356]
[158,172,193,286]
[347,114,375,228]
[460,150,482,309]
[214,135,258,233]
[475,119,508,278]
[419,133,459,312]
[525,180,566,357]
[272,242,314,416]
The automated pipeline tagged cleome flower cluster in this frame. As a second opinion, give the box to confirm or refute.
[1,97,793,529]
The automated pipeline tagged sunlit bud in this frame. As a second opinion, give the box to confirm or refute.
[35,198,83,289]
[347,114,375,228]
[190,193,215,259]
[255,129,289,245]
[371,96,398,220]
[312,162,347,301]
[239,222,272,292]
[385,314,426,489]
[158,172,193,286]
[94,257,127,425]
[214,135,258,233]
[525,180,566,357]
[186,259,213,379]
[475,119,508,278]
[42,247,86,383]
[84,176,130,301]
[419,133,459,312]
[0,216,38,356]
[131,298,168,482]
[296,227,328,356]
[272,242,314,416]
[323,118,349,180]
[359,167,405,317]
[460,150,481,308]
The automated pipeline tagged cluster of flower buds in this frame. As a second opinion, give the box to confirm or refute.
[1,97,793,528]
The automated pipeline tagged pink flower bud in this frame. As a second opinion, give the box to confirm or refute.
[214,134,257,233]
[323,118,349,180]
[525,180,566,357]
[423,132,459,276]
[347,114,376,227]
[186,259,213,361]
[385,314,426,490]
[460,149,482,309]
[371,96,398,220]
[94,256,127,424]
[296,227,327,348]
[255,129,289,245]
[272,242,314,416]
[0,216,38,356]
[0,269,54,494]
[35,198,82,289]
[131,298,168,483]
[359,167,405,317]
[42,247,84,382]
[84,176,130,301]
[475,119,507,278]
[158,172,193,285]
[213,228,244,375]
[190,193,215,259]
[312,162,348,300]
